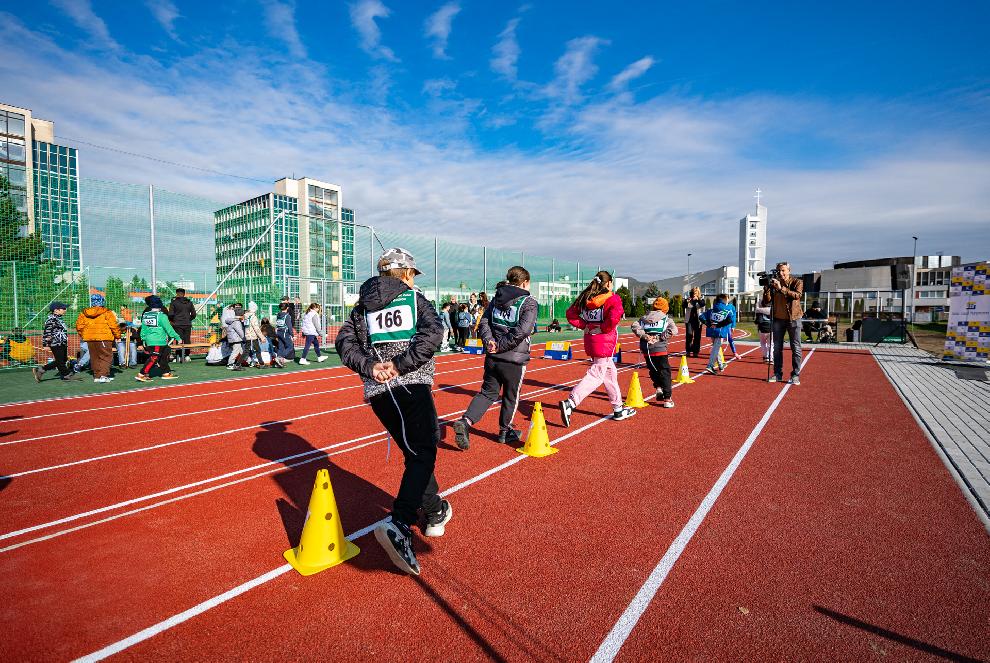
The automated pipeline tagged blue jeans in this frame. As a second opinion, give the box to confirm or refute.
[771,319,802,379]
[116,340,137,366]
[74,341,90,372]
[302,335,321,358]
[707,336,724,369]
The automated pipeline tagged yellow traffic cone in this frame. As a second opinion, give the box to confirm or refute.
[718,346,726,366]
[673,355,695,384]
[517,402,558,457]
[283,468,360,576]
[624,371,648,408]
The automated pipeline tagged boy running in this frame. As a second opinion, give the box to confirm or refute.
[136,295,181,382]
[631,297,678,407]
[699,293,735,375]
[452,266,537,449]
[335,247,448,576]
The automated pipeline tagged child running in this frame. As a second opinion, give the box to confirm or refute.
[136,295,181,382]
[630,297,678,408]
[699,293,735,375]
[335,247,448,576]
[452,267,537,449]
[558,271,638,426]
[33,302,80,382]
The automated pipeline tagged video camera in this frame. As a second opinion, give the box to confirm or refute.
[757,268,782,288]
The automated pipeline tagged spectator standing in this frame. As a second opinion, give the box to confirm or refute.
[761,261,804,384]
[439,303,454,352]
[299,303,327,364]
[222,303,247,371]
[75,294,120,383]
[684,287,705,358]
[33,302,80,382]
[275,302,296,361]
[243,301,266,368]
[456,304,472,346]
[168,288,197,363]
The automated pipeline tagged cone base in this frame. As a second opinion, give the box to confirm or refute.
[516,444,559,458]
[283,540,360,577]
[673,377,695,384]
[625,400,649,409]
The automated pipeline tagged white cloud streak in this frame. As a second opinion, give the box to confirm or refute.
[2,14,988,278]
[491,17,521,80]
[145,0,180,40]
[263,0,306,59]
[350,0,397,61]
[608,56,655,92]
[50,0,118,49]
[545,36,608,105]
[424,2,460,60]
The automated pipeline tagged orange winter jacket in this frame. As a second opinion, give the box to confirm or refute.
[76,307,121,341]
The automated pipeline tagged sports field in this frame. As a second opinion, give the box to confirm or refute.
[1,332,988,661]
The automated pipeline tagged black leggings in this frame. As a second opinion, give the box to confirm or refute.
[141,345,171,376]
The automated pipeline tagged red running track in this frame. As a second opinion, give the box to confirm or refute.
[3,339,985,661]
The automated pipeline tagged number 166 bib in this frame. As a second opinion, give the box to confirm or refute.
[366,289,418,344]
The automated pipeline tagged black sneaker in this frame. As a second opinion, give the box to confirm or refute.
[452,419,470,450]
[374,519,420,575]
[558,399,574,428]
[611,407,637,421]
[423,500,453,537]
[498,428,523,446]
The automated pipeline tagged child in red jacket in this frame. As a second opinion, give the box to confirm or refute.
[558,271,637,426]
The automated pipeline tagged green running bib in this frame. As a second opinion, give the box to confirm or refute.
[366,290,417,344]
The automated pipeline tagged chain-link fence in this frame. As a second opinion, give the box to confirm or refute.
[1,174,611,368]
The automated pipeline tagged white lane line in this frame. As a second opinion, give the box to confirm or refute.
[0,333,635,414]
[69,346,753,662]
[0,335,645,478]
[588,349,815,663]
[0,368,625,546]
[4,341,740,545]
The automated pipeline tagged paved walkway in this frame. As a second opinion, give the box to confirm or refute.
[872,345,990,530]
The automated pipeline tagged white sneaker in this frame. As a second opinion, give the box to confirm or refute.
[423,500,452,537]
[93,376,111,383]
[611,407,637,421]
[298,357,310,365]
[316,355,327,363]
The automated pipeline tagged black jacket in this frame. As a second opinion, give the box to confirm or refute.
[335,276,444,398]
[477,284,538,365]
[168,296,197,326]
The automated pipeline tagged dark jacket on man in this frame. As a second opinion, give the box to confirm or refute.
[477,284,538,366]
[761,277,804,321]
[335,276,445,399]
[168,296,197,326]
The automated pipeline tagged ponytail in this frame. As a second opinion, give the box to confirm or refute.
[575,270,613,309]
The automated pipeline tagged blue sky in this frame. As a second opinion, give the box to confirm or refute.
[2,1,989,278]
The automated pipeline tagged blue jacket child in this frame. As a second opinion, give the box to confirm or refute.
[700,298,736,338]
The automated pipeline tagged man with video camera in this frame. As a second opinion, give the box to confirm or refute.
[760,261,803,385]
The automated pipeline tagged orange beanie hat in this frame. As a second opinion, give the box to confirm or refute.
[652,297,669,312]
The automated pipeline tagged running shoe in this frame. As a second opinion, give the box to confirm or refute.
[32,367,43,382]
[135,374,152,382]
[705,366,717,375]
[789,376,800,386]
[661,399,675,409]
[374,519,420,575]
[316,355,327,363]
[558,399,574,428]
[423,500,453,537]
[94,376,111,383]
[611,407,637,421]
[498,428,523,446]
[452,419,471,450]
[298,357,310,365]
[768,375,779,383]
[160,373,179,380]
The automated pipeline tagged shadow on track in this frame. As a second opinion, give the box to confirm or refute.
[813,605,982,662]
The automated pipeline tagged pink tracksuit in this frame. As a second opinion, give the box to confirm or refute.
[566,293,624,408]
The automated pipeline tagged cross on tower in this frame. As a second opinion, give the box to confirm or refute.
[754,188,763,208]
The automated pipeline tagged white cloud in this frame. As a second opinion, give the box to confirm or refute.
[424,2,460,60]
[491,17,521,80]
[2,14,988,279]
[349,0,397,61]
[545,36,608,105]
[50,0,118,49]
[263,0,306,59]
[145,1,180,40]
[608,56,654,92]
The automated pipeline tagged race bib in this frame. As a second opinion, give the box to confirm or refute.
[580,307,604,323]
[643,323,666,335]
[491,298,525,328]
[141,313,159,327]
[275,316,287,329]
[366,290,417,344]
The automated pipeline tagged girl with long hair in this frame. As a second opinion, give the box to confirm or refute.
[558,271,637,425]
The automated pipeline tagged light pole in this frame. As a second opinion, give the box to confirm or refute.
[687,253,692,293]
[911,236,918,325]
